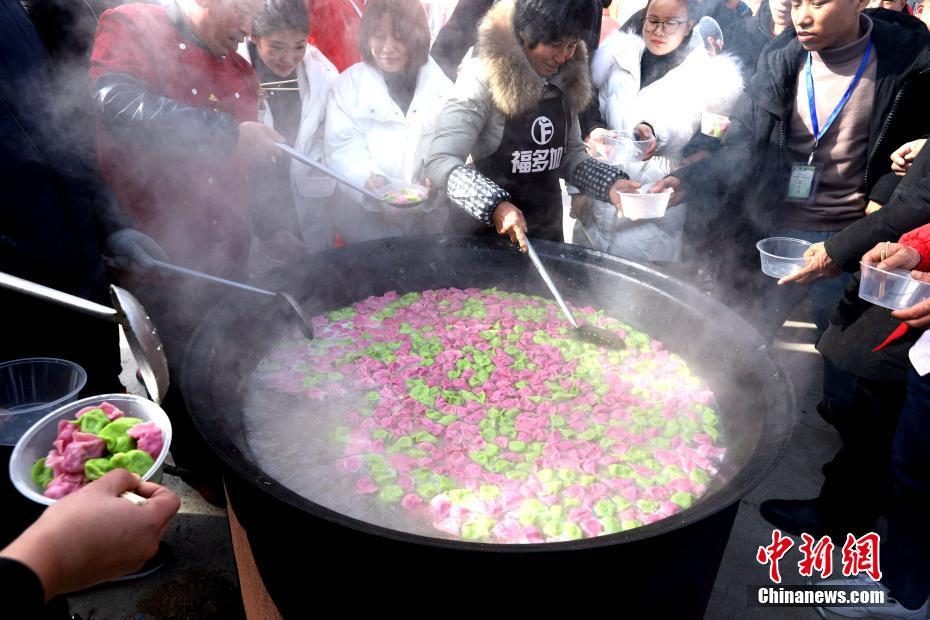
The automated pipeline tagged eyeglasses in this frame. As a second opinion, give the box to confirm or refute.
[641,17,688,34]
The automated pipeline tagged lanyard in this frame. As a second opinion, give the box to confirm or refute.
[805,39,872,164]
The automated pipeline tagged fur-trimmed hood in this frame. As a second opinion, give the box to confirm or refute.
[475,0,592,117]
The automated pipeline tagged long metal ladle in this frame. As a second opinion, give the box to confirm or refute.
[277,143,383,201]
[277,143,425,207]
[150,260,313,339]
[0,271,170,404]
[523,238,626,350]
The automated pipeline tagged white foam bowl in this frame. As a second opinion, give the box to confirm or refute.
[9,394,173,505]
[859,261,930,310]
[618,189,673,220]
[756,237,812,279]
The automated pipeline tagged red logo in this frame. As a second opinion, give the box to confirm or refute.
[841,533,882,581]
[798,533,834,578]
[757,530,881,583]
[757,529,794,583]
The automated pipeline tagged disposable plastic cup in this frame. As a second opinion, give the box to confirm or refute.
[858,261,930,310]
[9,393,173,505]
[0,358,86,446]
[756,237,812,279]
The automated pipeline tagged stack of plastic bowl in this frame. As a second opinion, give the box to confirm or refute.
[0,358,86,446]
[756,237,812,279]
[858,262,930,310]
[9,393,173,505]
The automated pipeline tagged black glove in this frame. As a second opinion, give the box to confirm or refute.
[104,229,168,271]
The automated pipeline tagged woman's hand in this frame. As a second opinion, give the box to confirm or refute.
[570,194,592,219]
[492,201,528,252]
[364,174,389,191]
[634,123,658,160]
[778,242,840,285]
[890,139,926,176]
[0,469,180,600]
[862,241,922,271]
[607,179,642,218]
[648,176,684,206]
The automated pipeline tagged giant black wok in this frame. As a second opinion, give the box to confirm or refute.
[183,236,795,617]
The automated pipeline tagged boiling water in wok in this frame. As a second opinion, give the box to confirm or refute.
[242,286,727,544]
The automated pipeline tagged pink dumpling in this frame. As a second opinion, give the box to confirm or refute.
[44,472,86,499]
[98,402,125,421]
[60,433,106,474]
[52,420,78,454]
[45,449,66,477]
[126,421,164,459]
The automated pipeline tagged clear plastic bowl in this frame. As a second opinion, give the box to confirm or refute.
[591,133,653,165]
[858,261,930,310]
[756,237,812,279]
[9,393,173,505]
[0,358,87,446]
[618,188,673,220]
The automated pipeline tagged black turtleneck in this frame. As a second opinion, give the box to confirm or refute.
[382,66,418,115]
[639,41,691,89]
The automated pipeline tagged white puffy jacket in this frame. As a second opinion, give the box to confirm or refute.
[324,57,452,189]
[591,30,744,178]
[579,30,744,262]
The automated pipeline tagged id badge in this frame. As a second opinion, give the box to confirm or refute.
[786,163,819,202]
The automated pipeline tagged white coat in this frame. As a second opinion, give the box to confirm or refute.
[238,42,339,258]
[578,30,744,262]
[592,30,744,180]
[324,57,452,190]
[323,57,452,243]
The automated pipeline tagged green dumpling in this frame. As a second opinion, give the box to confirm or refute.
[109,449,155,476]
[77,408,110,434]
[97,417,142,453]
[31,457,54,490]
[84,457,115,481]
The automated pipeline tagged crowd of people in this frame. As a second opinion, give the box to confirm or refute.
[2,0,930,617]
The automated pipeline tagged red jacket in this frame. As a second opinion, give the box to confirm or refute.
[308,0,362,72]
[900,222,930,271]
[90,3,258,277]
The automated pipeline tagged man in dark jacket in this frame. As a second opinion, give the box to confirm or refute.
[655,7,930,339]
[660,3,930,541]
[754,143,930,543]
